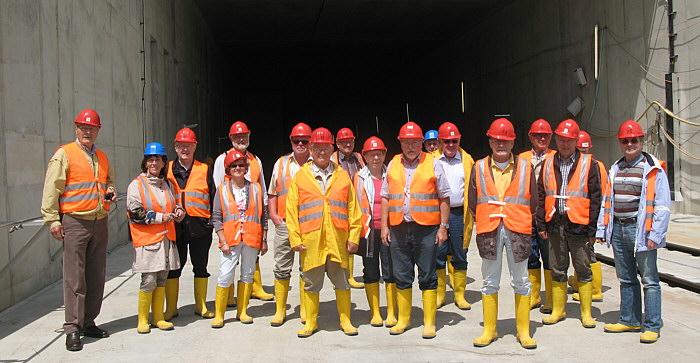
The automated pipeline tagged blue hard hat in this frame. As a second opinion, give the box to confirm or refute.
[424,130,439,140]
[144,142,167,156]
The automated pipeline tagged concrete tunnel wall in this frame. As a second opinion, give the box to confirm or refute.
[0,0,233,311]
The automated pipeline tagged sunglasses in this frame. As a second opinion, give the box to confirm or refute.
[291,139,309,145]
[230,163,247,168]
[442,139,459,144]
[530,133,550,139]
[619,138,640,145]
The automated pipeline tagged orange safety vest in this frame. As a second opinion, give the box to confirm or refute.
[167,160,211,218]
[219,180,264,249]
[129,176,177,247]
[58,142,111,214]
[386,153,441,226]
[353,173,372,238]
[474,156,532,234]
[602,161,658,232]
[294,167,351,234]
[543,153,592,225]
[226,148,262,183]
[597,160,608,196]
[518,149,556,165]
[331,151,366,169]
[273,154,295,219]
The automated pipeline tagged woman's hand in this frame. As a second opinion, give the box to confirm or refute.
[260,241,268,256]
[162,213,175,222]
[174,208,185,222]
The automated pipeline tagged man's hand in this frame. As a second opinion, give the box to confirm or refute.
[292,245,306,252]
[436,226,448,246]
[174,208,186,222]
[538,230,549,240]
[260,241,268,256]
[271,215,284,227]
[347,241,359,253]
[646,239,659,250]
[50,225,65,241]
[162,213,175,223]
[103,188,116,205]
[588,237,596,245]
[220,243,231,255]
[381,226,391,246]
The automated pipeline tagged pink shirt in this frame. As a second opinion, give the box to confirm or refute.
[372,178,383,229]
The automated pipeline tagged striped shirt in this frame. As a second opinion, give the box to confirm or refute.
[613,155,646,218]
[557,153,576,215]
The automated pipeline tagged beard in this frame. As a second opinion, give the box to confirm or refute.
[233,140,249,151]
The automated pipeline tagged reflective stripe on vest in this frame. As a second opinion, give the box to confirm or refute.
[386,153,440,226]
[58,142,110,213]
[219,180,264,248]
[474,156,532,234]
[354,173,371,238]
[129,176,176,247]
[543,153,592,225]
[294,167,351,234]
[166,160,211,218]
[274,154,293,219]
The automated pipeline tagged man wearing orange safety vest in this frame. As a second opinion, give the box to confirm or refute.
[518,119,557,313]
[287,127,363,338]
[41,109,116,351]
[381,121,451,339]
[536,119,602,330]
[331,127,366,289]
[597,120,670,344]
[567,130,606,303]
[213,121,273,304]
[469,118,538,349]
[164,127,216,321]
[268,122,313,327]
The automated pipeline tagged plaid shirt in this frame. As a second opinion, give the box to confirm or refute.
[557,153,576,215]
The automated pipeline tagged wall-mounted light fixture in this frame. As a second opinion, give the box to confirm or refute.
[567,97,584,116]
[574,68,587,86]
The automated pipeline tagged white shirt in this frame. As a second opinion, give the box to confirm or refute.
[213,150,267,205]
[438,151,465,207]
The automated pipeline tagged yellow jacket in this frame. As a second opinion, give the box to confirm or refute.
[287,162,362,272]
[432,147,475,249]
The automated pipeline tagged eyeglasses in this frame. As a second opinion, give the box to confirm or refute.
[619,138,640,145]
[530,133,550,139]
[442,139,459,144]
[229,163,247,168]
[291,139,309,145]
[174,143,194,149]
[76,125,99,132]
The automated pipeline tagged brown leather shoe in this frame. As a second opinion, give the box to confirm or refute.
[65,331,83,351]
[82,325,110,338]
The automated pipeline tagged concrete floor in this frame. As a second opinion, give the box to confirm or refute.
[1,223,699,362]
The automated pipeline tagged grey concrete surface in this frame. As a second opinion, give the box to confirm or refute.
[0,221,698,362]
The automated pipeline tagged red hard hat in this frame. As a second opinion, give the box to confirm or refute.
[174,127,197,143]
[398,122,423,140]
[438,122,461,139]
[618,120,645,139]
[529,119,553,134]
[74,109,101,127]
[554,119,580,139]
[577,130,593,148]
[289,122,312,139]
[486,118,516,140]
[310,127,334,144]
[336,128,355,140]
[362,136,387,153]
[229,121,250,136]
[224,150,246,173]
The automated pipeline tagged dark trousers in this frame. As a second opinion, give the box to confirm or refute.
[62,214,108,334]
[361,229,394,284]
[436,208,467,270]
[527,228,550,270]
[390,222,438,290]
[168,234,212,278]
[548,224,592,283]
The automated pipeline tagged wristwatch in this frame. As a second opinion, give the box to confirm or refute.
[439,223,449,229]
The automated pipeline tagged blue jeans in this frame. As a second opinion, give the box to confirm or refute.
[390,222,438,290]
[527,228,550,270]
[611,221,663,332]
[436,208,468,271]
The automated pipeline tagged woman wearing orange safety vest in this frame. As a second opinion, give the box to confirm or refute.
[210,150,268,328]
[127,142,185,334]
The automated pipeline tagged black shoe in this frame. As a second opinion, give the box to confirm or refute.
[82,325,110,338]
[65,332,83,351]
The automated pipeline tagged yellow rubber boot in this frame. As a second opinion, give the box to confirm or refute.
[384,283,398,327]
[578,281,595,328]
[297,290,319,338]
[348,255,365,289]
[542,281,567,325]
[299,279,306,324]
[164,278,179,320]
[422,289,437,339]
[151,287,174,330]
[515,294,537,349]
[137,290,153,334]
[436,269,447,308]
[251,263,274,301]
[365,282,383,327]
[539,270,553,314]
[568,272,579,292]
[604,323,641,333]
[591,262,603,301]
[453,270,471,310]
[473,293,498,347]
[211,286,229,328]
[270,279,290,327]
[446,255,454,288]
[528,269,542,309]
[640,331,660,343]
[389,288,412,335]
[236,282,254,324]
[336,289,358,335]
[226,281,237,307]
[194,277,214,318]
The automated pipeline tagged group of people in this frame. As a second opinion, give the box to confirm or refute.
[41,109,670,352]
